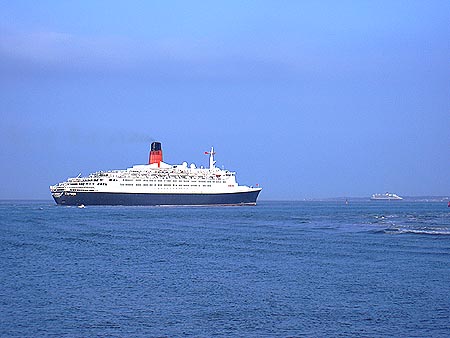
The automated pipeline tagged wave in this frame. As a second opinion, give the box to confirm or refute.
[382,227,450,235]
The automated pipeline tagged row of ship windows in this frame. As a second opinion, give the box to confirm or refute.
[119,183,213,187]
[72,178,116,182]
[122,179,224,183]
[73,176,233,183]
[73,179,226,185]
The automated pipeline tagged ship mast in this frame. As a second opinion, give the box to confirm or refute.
[205,147,216,169]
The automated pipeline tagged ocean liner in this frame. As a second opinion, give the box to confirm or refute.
[50,142,262,206]
[370,192,403,201]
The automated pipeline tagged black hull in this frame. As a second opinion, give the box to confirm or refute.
[53,190,261,206]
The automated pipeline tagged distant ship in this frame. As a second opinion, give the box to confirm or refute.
[370,192,403,201]
[50,142,262,206]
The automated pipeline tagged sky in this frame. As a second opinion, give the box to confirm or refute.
[0,0,449,200]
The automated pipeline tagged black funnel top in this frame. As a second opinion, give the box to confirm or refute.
[151,142,162,151]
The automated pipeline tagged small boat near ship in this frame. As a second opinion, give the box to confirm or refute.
[370,192,403,201]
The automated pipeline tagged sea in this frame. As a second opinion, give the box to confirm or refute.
[1,200,449,337]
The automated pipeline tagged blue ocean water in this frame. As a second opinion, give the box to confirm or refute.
[1,200,449,337]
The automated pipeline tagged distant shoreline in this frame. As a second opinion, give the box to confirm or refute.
[1,196,449,203]
[276,196,450,202]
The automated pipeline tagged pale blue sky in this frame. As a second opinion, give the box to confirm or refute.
[1,1,449,199]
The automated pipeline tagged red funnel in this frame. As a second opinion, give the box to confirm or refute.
[149,142,163,167]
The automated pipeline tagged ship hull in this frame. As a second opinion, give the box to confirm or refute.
[370,198,402,201]
[52,190,261,206]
